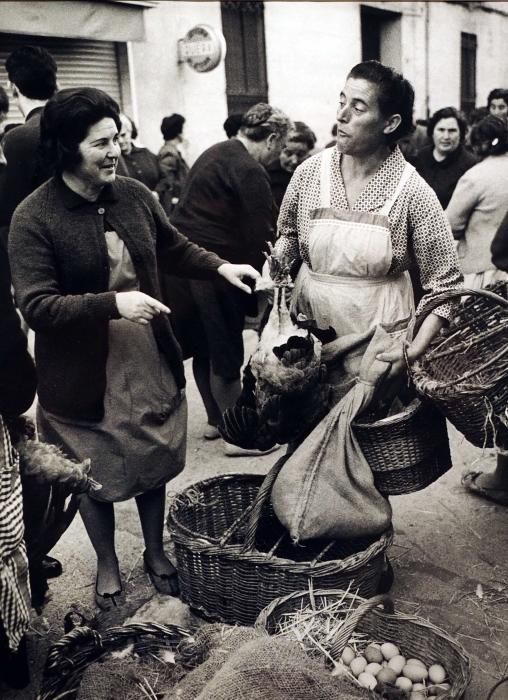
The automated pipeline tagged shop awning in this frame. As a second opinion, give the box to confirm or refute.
[0,0,149,42]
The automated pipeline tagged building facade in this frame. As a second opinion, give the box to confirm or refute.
[1,0,508,162]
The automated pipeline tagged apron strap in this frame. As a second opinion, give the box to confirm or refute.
[379,162,415,216]
[319,147,335,208]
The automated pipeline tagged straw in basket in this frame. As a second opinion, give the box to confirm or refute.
[167,455,393,626]
[256,589,471,700]
[410,285,508,448]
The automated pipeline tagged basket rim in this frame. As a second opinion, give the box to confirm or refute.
[352,396,422,429]
[255,588,471,692]
[168,473,393,573]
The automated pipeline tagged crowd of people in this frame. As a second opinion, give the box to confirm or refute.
[1,44,507,690]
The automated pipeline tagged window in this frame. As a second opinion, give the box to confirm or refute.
[460,32,477,116]
[221,1,268,115]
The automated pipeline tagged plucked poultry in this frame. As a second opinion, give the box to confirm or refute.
[219,246,332,450]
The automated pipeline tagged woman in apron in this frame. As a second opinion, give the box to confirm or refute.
[277,60,463,396]
[275,61,463,591]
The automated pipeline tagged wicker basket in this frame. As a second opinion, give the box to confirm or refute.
[38,619,191,700]
[256,590,471,700]
[353,395,452,495]
[410,285,508,448]
[167,456,393,626]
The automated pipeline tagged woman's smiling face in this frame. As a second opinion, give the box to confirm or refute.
[72,118,121,189]
[335,78,397,156]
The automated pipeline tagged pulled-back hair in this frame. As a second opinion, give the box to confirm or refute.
[288,121,317,151]
[240,103,291,142]
[470,115,507,156]
[427,106,467,142]
[487,88,508,108]
[6,46,57,101]
[41,87,121,174]
[348,60,414,145]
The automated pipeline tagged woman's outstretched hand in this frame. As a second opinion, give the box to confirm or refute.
[116,291,170,325]
[217,263,260,294]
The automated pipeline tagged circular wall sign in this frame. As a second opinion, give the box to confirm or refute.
[178,24,226,73]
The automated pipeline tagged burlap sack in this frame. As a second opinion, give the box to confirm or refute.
[192,635,367,700]
[271,326,394,541]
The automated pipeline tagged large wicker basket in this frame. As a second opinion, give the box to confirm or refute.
[410,285,508,448]
[38,619,191,700]
[256,590,471,700]
[353,395,451,495]
[167,456,393,625]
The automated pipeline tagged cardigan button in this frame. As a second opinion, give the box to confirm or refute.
[98,207,105,215]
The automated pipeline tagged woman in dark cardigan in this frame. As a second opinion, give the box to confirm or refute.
[8,87,259,609]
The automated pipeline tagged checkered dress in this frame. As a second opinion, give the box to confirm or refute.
[277,145,463,319]
[0,417,30,651]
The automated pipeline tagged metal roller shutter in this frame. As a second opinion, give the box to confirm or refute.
[0,33,123,123]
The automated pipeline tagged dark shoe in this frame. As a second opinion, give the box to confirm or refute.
[143,551,180,596]
[95,577,124,611]
[377,557,394,594]
[41,556,63,579]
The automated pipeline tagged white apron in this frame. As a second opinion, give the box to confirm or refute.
[292,148,415,382]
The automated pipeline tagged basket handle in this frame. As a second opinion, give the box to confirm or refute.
[44,625,103,672]
[328,594,395,661]
[242,453,290,553]
[413,287,508,335]
[217,453,290,550]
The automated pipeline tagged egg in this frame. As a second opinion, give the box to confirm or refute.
[412,683,426,691]
[407,658,427,668]
[357,672,377,690]
[340,646,355,666]
[365,662,382,677]
[350,656,367,677]
[403,663,429,682]
[395,676,413,692]
[380,642,400,660]
[376,667,398,685]
[388,654,406,675]
[364,644,384,664]
[428,664,447,684]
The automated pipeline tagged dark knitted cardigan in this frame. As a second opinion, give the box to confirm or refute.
[9,176,227,421]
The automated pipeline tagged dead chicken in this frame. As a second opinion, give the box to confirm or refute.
[219,247,332,450]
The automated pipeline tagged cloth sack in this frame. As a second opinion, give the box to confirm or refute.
[271,325,396,541]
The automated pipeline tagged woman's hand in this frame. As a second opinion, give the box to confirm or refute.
[376,312,447,378]
[115,291,170,325]
[217,263,260,294]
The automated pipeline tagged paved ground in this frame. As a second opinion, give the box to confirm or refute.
[4,330,508,699]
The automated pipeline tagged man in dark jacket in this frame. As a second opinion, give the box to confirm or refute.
[0,45,57,237]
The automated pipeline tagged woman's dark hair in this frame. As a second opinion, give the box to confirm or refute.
[347,60,415,145]
[487,88,508,108]
[427,106,467,142]
[41,87,121,174]
[223,113,244,138]
[6,46,57,101]
[470,115,507,156]
[288,121,317,150]
[240,103,291,142]
[161,113,185,140]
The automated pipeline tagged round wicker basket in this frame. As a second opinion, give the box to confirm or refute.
[256,590,471,700]
[353,395,452,495]
[167,457,393,626]
[38,621,191,700]
[410,285,508,448]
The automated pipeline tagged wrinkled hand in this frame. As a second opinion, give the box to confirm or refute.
[115,291,170,325]
[376,340,409,380]
[217,263,260,294]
